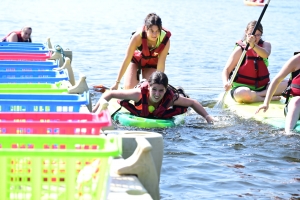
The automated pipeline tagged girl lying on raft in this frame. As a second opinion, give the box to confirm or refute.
[93,71,214,124]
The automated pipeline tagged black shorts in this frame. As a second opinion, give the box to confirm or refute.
[230,85,268,102]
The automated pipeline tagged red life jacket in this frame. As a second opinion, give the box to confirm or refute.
[131,27,171,80]
[282,68,300,98]
[290,51,300,96]
[233,40,270,89]
[290,73,300,96]
[281,52,300,104]
[118,81,187,119]
[2,31,24,42]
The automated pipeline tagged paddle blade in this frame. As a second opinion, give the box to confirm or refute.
[92,84,109,93]
[214,91,228,109]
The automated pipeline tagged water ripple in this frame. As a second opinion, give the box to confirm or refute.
[2,0,299,199]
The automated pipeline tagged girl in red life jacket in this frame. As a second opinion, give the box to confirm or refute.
[111,13,171,90]
[93,71,214,124]
[2,27,32,42]
[256,53,300,135]
[222,20,288,103]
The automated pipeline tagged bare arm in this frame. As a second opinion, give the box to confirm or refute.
[112,33,141,89]
[103,88,141,102]
[173,96,213,123]
[92,88,141,112]
[6,33,19,42]
[251,40,271,58]
[222,47,242,91]
[247,34,271,58]
[256,54,300,113]
[156,40,170,72]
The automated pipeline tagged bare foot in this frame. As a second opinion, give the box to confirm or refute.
[271,96,281,101]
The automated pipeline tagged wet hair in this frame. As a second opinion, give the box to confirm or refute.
[242,20,263,41]
[144,13,162,32]
[148,71,168,89]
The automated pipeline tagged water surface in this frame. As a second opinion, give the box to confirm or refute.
[1,0,300,199]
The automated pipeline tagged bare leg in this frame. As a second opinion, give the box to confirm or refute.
[234,87,280,103]
[285,97,300,134]
[123,63,139,89]
[141,68,157,80]
[255,80,288,97]
[273,79,289,96]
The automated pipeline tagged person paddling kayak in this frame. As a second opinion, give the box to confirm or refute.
[222,20,287,103]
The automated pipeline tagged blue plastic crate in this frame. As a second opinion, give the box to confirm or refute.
[0,46,47,50]
[0,49,49,53]
[0,64,59,71]
[0,91,89,112]
[0,59,59,66]
[0,69,69,83]
[0,42,46,47]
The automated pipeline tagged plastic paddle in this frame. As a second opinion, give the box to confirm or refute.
[214,0,271,109]
[92,84,110,93]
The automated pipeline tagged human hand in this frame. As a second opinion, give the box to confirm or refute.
[223,81,232,92]
[246,34,256,48]
[205,115,214,124]
[110,82,119,90]
[255,103,269,114]
[92,98,109,113]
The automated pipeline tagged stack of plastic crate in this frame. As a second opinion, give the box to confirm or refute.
[0,41,51,60]
[0,42,121,200]
[0,111,120,200]
[0,44,69,84]
[0,42,89,111]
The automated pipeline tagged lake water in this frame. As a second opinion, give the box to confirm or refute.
[1,0,300,199]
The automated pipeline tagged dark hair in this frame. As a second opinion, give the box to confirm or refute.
[243,20,263,41]
[148,71,168,89]
[148,71,184,103]
[144,13,162,32]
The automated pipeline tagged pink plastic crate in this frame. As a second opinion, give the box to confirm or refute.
[0,110,111,135]
[0,52,52,61]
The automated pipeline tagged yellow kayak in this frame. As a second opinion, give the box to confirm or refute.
[244,0,265,6]
[224,94,300,131]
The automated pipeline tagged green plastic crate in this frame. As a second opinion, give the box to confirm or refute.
[0,82,68,94]
[0,134,122,200]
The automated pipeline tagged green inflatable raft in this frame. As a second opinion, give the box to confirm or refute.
[108,98,185,128]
